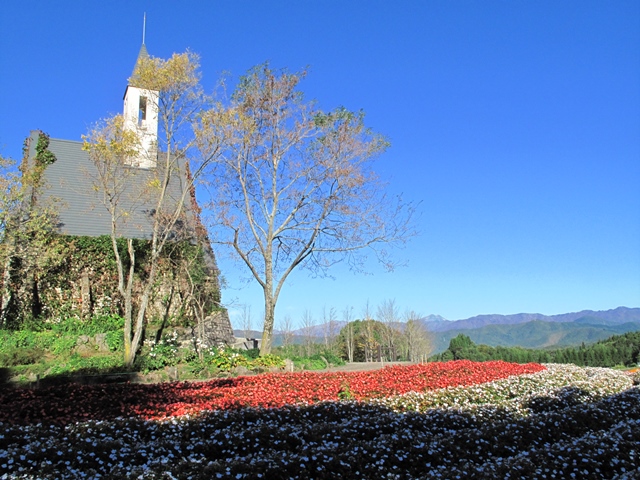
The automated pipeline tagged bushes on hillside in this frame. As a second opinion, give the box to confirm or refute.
[431,332,640,368]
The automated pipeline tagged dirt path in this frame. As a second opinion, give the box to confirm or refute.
[324,361,414,372]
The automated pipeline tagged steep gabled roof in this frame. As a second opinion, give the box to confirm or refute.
[129,43,150,86]
[25,131,194,240]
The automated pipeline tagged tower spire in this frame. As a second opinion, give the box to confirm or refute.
[123,13,158,168]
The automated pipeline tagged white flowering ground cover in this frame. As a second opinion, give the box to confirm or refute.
[1,364,638,479]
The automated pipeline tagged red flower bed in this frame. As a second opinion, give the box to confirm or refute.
[0,360,544,425]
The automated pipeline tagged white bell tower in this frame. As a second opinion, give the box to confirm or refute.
[123,14,158,168]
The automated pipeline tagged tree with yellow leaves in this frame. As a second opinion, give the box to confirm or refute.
[83,52,221,365]
[195,64,415,355]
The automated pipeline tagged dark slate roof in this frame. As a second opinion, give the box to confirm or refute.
[130,43,149,85]
[27,131,194,240]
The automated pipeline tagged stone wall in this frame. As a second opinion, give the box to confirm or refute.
[201,310,235,347]
[148,310,235,351]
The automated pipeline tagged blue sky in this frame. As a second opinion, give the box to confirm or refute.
[1,1,638,328]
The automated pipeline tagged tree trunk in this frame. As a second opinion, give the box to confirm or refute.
[0,253,13,328]
[261,291,276,355]
[122,239,136,366]
[128,257,158,366]
[346,324,354,363]
[123,329,133,365]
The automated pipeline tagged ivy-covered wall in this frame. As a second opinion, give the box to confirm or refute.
[3,234,222,329]
[2,131,230,348]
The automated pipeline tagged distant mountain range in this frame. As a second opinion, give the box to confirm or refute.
[234,307,640,353]
[423,307,640,353]
[422,307,640,332]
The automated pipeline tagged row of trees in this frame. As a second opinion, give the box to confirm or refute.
[259,300,432,363]
[336,300,431,362]
[336,318,431,363]
[432,332,640,368]
[1,50,414,363]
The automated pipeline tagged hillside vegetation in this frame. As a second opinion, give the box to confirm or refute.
[257,307,640,354]
[422,307,640,353]
[431,331,640,368]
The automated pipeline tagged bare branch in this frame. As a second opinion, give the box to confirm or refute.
[196,63,416,354]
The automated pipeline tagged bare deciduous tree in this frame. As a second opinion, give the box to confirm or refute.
[377,299,401,361]
[403,310,432,362]
[342,306,355,363]
[83,52,221,365]
[83,116,142,364]
[322,305,338,351]
[361,301,380,362]
[241,304,253,339]
[301,309,317,357]
[277,313,294,348]
[195,64,414,354]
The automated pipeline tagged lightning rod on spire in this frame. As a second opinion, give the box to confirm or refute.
[142,13,146,45]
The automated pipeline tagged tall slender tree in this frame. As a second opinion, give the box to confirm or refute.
[342,306,355,363]
[377,299,401,361]
[83,52,221,365]
[402,310,432,362]
[195,64,414,354]
[0,138,61,328]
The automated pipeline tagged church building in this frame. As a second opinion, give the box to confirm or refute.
[3,42,233,347]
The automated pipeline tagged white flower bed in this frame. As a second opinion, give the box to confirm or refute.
[0,364,638,479]
[370,363,634,417]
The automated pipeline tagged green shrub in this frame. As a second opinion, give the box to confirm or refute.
[185,347,285,374]
[106,330,124,352]
[0,331,11,348]
[49,314,124,336]
[87,314,125,334]
[203,348,250,371]
[137,332,181,372]
[70,354,125,373]
[46,353,125,376]
[183,359,218,379]
[33,330,58,350]
[0,329,43,350]
[12,330,38,349]
[50,336,77,356]
[0,346,44,367]
[293,356,327,370]
[241,348,261,360]
[49,318,84,335]
[319,351,346,367]
[287,352,345,370]
[8,362,49,379]
[252,354,284,368]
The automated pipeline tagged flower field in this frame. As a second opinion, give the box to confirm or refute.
[0,360,543,424]
[1,361,638,479]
